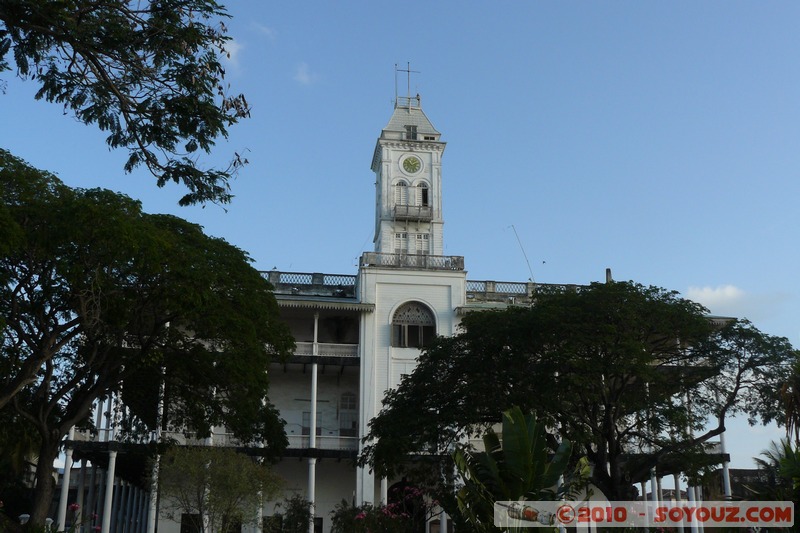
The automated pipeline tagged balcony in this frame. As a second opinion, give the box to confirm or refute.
[393,204,432,221]
[287,435,359,451]
[293,341,358,358]
[465,280,584,305]
[360,252,464,271]
[262,271,357,298]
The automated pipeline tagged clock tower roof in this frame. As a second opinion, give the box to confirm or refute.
[379,95,441,141]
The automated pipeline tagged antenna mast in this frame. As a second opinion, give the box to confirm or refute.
[510,224,536,283]
[395,62,419,108]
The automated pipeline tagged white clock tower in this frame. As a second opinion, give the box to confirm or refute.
[370,94,446,256]
[357,91,465,508]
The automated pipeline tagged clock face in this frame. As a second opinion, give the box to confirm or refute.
[402,156,421,173]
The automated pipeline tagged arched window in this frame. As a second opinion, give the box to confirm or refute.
[391,302,436,348]
[417,183,429,206]
[394,180,408,206]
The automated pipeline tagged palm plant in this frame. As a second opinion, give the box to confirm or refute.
[748,439,800,504]
[453,406,577,532]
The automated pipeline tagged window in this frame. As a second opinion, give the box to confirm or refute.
[394,180,408,206]
[391,302,436,348]
[301,412,321,436]
[394,232,407,255]
[415,233,430,255]
[339,392,358,437]
[340,391,357,410]
[417,183,429,206]
[405,125,417,140]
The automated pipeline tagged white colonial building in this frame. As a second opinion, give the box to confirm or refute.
[56,92,724,533]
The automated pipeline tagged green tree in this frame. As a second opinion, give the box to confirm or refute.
[361,281,794,501]
[453,406,575,532]
[780,354,800,446]
[272,494,312,533]
[0,150,294,526]
[0,0,250,206]
[158,446,283,533]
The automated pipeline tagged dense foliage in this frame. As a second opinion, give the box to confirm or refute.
[361,281,795,500]
[0,150,293,525]
[0,0,250,205]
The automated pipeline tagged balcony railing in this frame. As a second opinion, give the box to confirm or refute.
[287,435,359,451]
[135,430,360,453]
[294,342,358,358]
[465,280,585,304]
[360,252,464,271]
[262,271,357,298]
[393,205,432,221]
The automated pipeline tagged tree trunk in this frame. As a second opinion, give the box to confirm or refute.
[30,437,60,526]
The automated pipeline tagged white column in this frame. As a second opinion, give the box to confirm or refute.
[356,467,374,505]
[380,478,388,505]
[649,468,658,505]
[719,430,732,499]
[255,490,264,533]
[146,371,165,533]
[56,428,75,532]
[673,473,684,533]
[101,450,117,533]
[695,486,704,533]
[76,462,85,529]
[308,361,318,533]
[686,485,698,533]
[308,312,319,533]
[440,510,448,533]
[101,390,121,533]
[310,364,318,449]
[146,457,159,533]
[307,457,317,533]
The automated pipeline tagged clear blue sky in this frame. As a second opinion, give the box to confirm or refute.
[2,1,798,469]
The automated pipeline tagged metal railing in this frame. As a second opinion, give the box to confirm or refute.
[360,252,464,270]
[393,205,433,220]
[287,435,359,451]
[262,271,357,287]
[293,342,359,357]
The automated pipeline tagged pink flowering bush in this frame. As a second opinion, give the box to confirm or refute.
[330,484,440,533]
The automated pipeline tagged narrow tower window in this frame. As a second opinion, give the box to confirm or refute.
[394,232,408,255]
[394,180,408,206]
[417,183,429,206]
[391,302,436,348]
[405,125,418,140]
[415,233,430,255]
